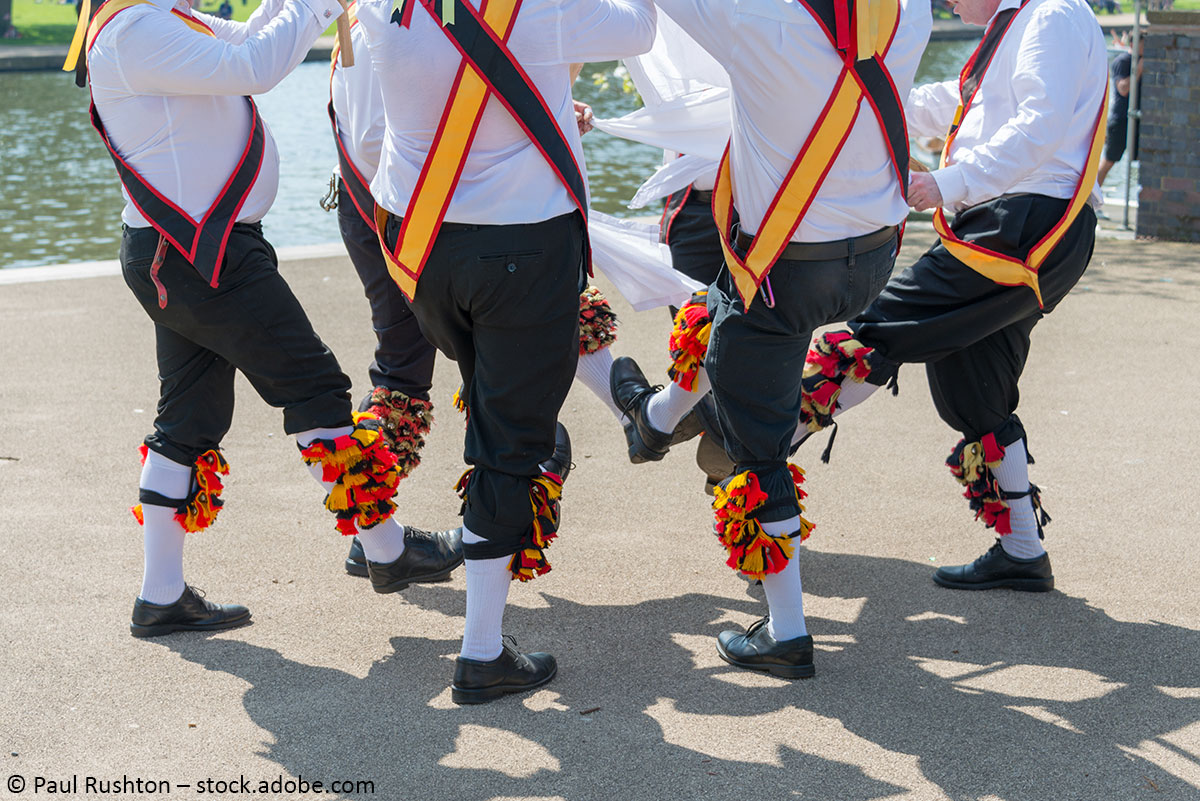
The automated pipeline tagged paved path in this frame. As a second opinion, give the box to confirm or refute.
[1,225,1198,800]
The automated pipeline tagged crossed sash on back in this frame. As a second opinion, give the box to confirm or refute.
[932,0,1107,308]
[66,0,266,289]
[713,0,910,309]
[375,0,589,301]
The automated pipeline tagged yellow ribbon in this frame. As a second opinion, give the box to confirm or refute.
[62,0,93,73]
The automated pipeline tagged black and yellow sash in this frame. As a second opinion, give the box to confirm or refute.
[932,0,1106,308]
[72,0,266,288]
[713,0,909,308]
[328,2,377,231]
[376,0,589,301]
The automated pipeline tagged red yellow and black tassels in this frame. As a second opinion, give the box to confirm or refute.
[131,444,230,532]
[510,472,563,581]
[454,467,563,582]
[360,387,433,479]
[947,433,1010,532]
[298,412,401,536]
[578,285,619,355]
[667,291,711,391]
[452,385,469,420]
[712,464,814,580]
[801,330,875,431]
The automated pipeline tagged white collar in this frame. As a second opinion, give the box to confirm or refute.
[988,0,1027,26]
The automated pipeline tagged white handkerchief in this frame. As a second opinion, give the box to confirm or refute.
[587,211,703,312]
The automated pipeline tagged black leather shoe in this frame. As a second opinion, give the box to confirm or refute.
[452,636,557,704]
[367,526,464,593]
[933,539,1054,592]
[539,421,573,482]
[345,537,369,577]
[610,356,672,463]
[130,586,251,638]
[716,615,815,679]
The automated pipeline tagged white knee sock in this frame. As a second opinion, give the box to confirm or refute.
[991,438,1046,559]
[296,426,406,564]
[791,379,881,447]
[759,516,808,641]
[575,348,625,421]
[646,367,710,435]
[460,525,512,662]
[138,451,193,604]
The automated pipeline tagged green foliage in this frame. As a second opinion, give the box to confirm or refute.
[590,63,636,97]
[3,0,263,45]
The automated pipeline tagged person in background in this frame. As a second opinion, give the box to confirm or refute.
[1097,31,1143,187]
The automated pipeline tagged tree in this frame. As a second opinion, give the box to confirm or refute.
[0,0,13,38]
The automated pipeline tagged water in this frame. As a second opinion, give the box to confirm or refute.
[0,40,1136,269]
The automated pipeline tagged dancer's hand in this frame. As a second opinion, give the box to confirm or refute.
[908,171,943,211]
[574,101,594,135]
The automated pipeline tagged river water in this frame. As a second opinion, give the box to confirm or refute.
[0,41,1134,270]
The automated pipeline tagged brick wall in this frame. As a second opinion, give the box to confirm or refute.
[1137,12,1200,242]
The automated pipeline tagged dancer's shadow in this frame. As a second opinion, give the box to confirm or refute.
[164,551,1200,800]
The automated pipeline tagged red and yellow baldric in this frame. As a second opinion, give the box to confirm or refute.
[328,2,378,232]
[376,0,589,301]
[65,0,266,288]
[713,0,911,308]
[933,0,1107,308]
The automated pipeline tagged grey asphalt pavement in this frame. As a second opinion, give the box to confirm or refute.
[1,225,1198,800]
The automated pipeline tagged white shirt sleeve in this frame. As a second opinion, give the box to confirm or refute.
[905,78,960,140]
[198,0,289,44]
[554,0,657,63]
[651,0,735,64]
[115,0,342,97]
[932,7,1092,209]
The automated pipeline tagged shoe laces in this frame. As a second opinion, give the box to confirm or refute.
[977,539,1006,565]
[744,615,771,637]
[616,383,662,418]
[184,585,220,612]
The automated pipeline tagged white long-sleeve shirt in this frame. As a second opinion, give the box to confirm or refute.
[330,11,384,183]
[357,0,656,226]
[88,0,343,229]
[907,0,1107,213]
[651,0,931,241]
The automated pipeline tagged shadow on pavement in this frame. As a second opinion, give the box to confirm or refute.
[163,549,1200,800]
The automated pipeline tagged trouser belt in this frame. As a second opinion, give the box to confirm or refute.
[735,224,897,262]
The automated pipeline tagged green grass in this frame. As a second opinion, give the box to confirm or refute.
[3,0,265,45]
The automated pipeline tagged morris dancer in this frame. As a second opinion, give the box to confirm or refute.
[634,0,930,677]
[356,0,654,703]
[70,0,462,637]
[799,0,1107,592]
[327,16,638,573]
